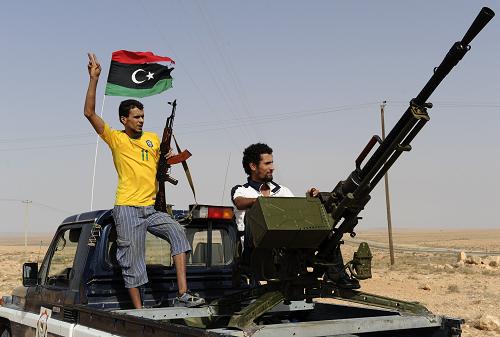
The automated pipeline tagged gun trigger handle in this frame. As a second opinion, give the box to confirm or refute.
[355,135,382,170]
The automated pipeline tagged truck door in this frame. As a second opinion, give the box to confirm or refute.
[21,224,85,337]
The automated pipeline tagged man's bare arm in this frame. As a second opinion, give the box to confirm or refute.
[84,53,105,134]
[233,196,257,210]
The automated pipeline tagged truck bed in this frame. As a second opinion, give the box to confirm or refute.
[74,300,461,337]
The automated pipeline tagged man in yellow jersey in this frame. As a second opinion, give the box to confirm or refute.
[84,53,204,308]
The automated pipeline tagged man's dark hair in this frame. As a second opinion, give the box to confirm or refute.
[242,143,273,175]
[118,99,144,120]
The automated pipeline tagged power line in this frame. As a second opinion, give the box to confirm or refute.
[0,132,93,144]
[193,1,258,138]
[136,0,241,146]
[383,100,500,108]
[0,102,378,146]
[0,142,94,152]
[175,0,255,142]
[2,100,498,149]
[0,198,71,214]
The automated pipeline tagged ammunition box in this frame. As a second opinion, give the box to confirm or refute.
[246,197,332,249]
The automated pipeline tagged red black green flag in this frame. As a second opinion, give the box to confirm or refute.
[105,50,175,98]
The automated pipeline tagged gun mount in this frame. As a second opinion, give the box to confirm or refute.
[242,7,494,297]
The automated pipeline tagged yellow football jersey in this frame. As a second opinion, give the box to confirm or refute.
[99,123,160,206]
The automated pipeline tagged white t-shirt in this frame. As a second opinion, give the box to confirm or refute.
[231,179,294,232]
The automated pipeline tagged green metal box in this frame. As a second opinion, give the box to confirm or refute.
[245,197,332,249]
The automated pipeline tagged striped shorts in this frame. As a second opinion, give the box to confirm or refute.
[112,205,191,288]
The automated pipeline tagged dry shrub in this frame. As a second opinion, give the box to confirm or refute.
[455,266,475,275]
[447,284,460,293]
[481,269,500,277]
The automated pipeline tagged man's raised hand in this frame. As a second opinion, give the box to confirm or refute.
[87,53,101,78]
[84,52,105,134]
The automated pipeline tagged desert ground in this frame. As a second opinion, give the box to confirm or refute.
[1,229,499,336]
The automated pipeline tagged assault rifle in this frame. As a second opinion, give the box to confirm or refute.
[154,100,192,213]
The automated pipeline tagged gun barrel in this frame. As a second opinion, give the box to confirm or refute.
[462,7,495,46]
[361,6,494,183]
[415,7,494,106]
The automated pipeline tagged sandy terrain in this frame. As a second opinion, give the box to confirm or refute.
[1,230,499,336]
[343,229,500,337]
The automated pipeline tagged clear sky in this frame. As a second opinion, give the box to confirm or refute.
[1,1,499,234]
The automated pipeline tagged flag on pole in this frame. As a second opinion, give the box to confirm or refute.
[105,50,175,98]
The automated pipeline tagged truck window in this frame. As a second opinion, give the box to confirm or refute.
[45,228,81,288]
[107,226,234,267]
[187,228,234,266]
[107,231,173,267]
[145,233,172,266]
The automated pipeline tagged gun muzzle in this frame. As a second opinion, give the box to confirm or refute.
[461,7,495,46]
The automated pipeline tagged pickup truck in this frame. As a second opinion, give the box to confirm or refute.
[1,204,463,337]
[2,6,493,336]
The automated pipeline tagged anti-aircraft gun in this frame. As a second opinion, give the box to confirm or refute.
[234,6,495,320]
[315,6,496,271]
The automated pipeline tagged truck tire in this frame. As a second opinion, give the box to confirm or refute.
[0,328,11,337]
[0,319,11,337]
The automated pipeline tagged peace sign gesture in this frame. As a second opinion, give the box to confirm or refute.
[85,52,105,135]
[87,53,101,79]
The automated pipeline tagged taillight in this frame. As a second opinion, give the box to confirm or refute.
[208,206,233,219]
[193,205,233,220]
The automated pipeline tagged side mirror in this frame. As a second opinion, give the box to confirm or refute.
[55,236,67,251]
[22,262,38,286]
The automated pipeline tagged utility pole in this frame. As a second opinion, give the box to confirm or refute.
[22,200,32,259]
[380,101,395,265]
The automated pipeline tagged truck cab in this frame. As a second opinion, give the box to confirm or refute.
[8,205,242,321]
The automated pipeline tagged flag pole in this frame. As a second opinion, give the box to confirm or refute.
[90,94,106,211]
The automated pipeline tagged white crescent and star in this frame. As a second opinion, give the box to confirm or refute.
[131,69,155,84]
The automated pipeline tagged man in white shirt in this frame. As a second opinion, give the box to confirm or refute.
[231,143,359,289]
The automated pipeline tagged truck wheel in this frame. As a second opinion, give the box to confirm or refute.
[0,328,11,337]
